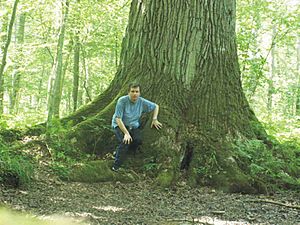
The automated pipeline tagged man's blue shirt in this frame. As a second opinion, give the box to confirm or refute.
[112,95,156,129]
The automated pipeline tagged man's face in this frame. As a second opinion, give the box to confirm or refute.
[128,87,140,102]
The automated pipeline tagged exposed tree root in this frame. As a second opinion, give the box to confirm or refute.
[250,199,300,210]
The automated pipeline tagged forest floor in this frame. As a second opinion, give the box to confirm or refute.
[0,166,299,225]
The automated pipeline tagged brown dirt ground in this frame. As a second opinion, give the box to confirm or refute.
[0,173,299,225]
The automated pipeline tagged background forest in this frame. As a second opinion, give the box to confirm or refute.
[0,0,299,138]
[0,0,299,188]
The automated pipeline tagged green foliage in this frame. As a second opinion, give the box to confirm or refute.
[262,117,300,141]
[144,162,159,172]
[49,161,70,180]
[233,139,300,189]
[0,136,33,186]
[46,119,78,158]
[89,117,112,151]
[275,140,300,179]
[237,0,300,121]
[194,151,220,180]
[1,0,130,125]
[45,119,80,178]
[142,156,160,173]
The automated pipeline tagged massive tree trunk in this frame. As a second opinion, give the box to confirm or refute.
[65,0,269,192]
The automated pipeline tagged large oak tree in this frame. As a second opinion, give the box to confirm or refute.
[64,0,270,192]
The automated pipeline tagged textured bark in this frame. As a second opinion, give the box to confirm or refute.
[65,0,269,192]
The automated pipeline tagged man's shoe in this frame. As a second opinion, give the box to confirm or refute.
[111,166,119,172]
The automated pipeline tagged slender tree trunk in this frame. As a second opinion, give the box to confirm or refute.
[59,43,72,117]
[9,12,26,114]
[47,0,70,124]
[77,88,83,108]
[67,87,71,113]
[296,35,300,115]
[267,27,276,116]
[36,66,46,111]
[72,33,80,112]
[0,0,19,115]
[115,34,119,68]
[82,47,91,103]
[72,0,81,112]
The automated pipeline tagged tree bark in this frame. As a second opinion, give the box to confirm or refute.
[64,0,270,192]
[72,33,80,112]
[0,0,19,115]
[72,0,81,112]
[267,27,276,116]
[296,35,300,115]
[36,66,46,111]
[82,47,92,104]
[115,34,119,68]
[9,12,26,114]
[47,0,70,124]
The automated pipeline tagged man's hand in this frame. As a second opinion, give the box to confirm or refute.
[151,119,162,130]
[123,133,132,144]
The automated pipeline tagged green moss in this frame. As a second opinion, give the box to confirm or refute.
[156,169,176,187]
[211,170,257,194]
[187,138,271,193]
[187,169,198,187]
[25,124,46,136]
[69,160,138,183]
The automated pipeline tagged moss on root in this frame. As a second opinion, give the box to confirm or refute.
[156,169,178,187]
[69,160,138,183]
[69,105,115,154]
[61,102,298,193]
[183,133,274,194]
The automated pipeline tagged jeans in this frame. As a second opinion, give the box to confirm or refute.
[113,126,142,168]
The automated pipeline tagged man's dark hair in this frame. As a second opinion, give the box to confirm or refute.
[128,83,141,92]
